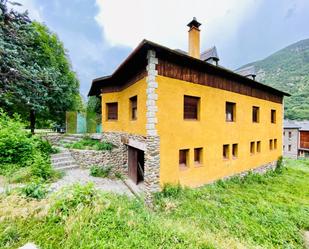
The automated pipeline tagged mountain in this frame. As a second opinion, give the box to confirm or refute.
[238,39,309,120]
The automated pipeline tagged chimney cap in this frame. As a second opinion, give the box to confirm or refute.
[187,17,201,29]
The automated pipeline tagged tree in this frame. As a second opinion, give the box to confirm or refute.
[0,0,82,133]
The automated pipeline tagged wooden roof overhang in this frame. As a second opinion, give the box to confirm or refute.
[88,40,290,103]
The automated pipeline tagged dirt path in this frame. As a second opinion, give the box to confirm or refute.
[305,231,309,249]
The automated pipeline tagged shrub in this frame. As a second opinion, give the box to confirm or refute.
[29,153,54,181]
[65,137,113,151]
[20,182,48,199]
[49,183,98,219]
[0,110,34,165]
[32,136,57,156]
[159,184,183,198]
[275,156,284,173]
[90,165,112,178]
[96,141,113,151]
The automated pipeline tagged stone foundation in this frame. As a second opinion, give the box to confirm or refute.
[223,160,278,181]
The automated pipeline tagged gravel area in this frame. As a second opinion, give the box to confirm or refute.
[50,168,133,196]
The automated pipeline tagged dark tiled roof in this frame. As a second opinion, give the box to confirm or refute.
[234,65,256,78]
[284,120,309,130]
[200,46,219,62]
[89,39,290,97]
[284,120,301,129]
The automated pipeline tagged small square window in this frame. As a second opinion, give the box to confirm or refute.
[250,141,255,155]
[194,148,203,165]
[223,144,229,159]
[271,109,276,123]
[130,96,137,120]
[232,144,238,158]
[257,141,261,153]
[226,102,236,122]
[252,106,260,123]
[274,139,277,149]
[269,139,273,150]
[106,102,118,121]
[179,149,189,168]
[288,132,292,138]
[184,95,200,120]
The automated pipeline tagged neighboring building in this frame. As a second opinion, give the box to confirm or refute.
[283,120,300,158]
[88,18,289,193]
[283,120,309,158]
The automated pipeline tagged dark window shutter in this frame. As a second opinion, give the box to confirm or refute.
[184,96,199,119]
[107,103,118,120]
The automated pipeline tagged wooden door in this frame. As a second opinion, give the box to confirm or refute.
[128,147,138,184]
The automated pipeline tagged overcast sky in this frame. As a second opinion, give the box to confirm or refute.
[17,0,309,98]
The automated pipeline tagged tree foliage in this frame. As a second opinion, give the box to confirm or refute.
[0,0,82,127]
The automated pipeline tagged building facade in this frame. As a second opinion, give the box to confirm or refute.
[89,19,289,193]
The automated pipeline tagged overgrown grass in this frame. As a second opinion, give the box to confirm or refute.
[89,165,112,178]
[0,159,308,248]
[64,136,113,151]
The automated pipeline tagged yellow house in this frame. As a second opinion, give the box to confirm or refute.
[88,18,289,195]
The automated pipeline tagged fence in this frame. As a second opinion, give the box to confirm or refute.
[66,111,102,134]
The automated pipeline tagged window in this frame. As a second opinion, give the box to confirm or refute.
[252,106,260,123]
[179,149,189,167]
[288,145,291,151]
[184,95,200,120]
[271,109,276,123]
[257,141,261,153]
[226,102,236,122]
[223,144,229,159]
[232,144,238,158]
[288,132,292,138]
[283,131,285,136]
[194,148,203,165]
[106,102,118,120]
[130,96,137,120]
[274,139,277,149]
[269,139,273,150]
[283,145,285,150]
[250,141,255,155]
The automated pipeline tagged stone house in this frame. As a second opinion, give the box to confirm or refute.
[88,18,289,197]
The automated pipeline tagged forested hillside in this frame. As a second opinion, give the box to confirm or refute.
[239,39,309,120]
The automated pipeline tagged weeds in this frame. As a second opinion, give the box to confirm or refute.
[89,165,112,178]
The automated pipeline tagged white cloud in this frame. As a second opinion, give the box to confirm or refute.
[95,0,261,51]
[12,0,43,21]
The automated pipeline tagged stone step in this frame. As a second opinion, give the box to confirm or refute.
[52,160,76,168]
[54,164,79,171]
[51,156,73,163]
[51,152,71,159]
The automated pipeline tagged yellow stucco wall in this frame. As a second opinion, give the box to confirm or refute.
[101,77,147,136]
[156,75,283,187]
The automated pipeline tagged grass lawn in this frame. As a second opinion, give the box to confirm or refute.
[0,159,308,248]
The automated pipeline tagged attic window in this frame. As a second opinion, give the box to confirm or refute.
[106,102,118,121]
[184,95,200,120]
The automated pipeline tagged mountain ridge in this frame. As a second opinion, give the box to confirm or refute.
[238,38,309,120]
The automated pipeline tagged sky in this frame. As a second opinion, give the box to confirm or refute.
[15,0,309,98]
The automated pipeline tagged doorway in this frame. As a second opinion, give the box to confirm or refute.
[128,146,144,184]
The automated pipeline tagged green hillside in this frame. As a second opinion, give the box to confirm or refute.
[239,39,309,120]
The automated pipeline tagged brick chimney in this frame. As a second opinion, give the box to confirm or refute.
[187,17,201,59]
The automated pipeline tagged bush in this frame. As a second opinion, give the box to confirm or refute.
[65,137,113,151]
[0,110,34,165]
[32,136,58,156]
[90,165,112,178]
[28,153,54,181]
[157,184,183,198]
[49,183,98,219]
[20,182,48,199]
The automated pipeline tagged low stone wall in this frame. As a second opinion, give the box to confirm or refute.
[223,160,278,181]
[42,134,64,145]
[69,148,126,174]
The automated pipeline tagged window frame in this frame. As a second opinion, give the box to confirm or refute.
[257,141,261,153]
[252,106,260,123]
[194,147,203,165]
[184,95,200,120]
[271,109,276,123]
[179,149,189,168]
[269,139,273,150]
[250,141,255,155]
[130,96,138,121]
[223,144,230,160]
[106,102,118,121]
[274,139,277,149]
[226,102,236,122]
[232,144,238,158]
